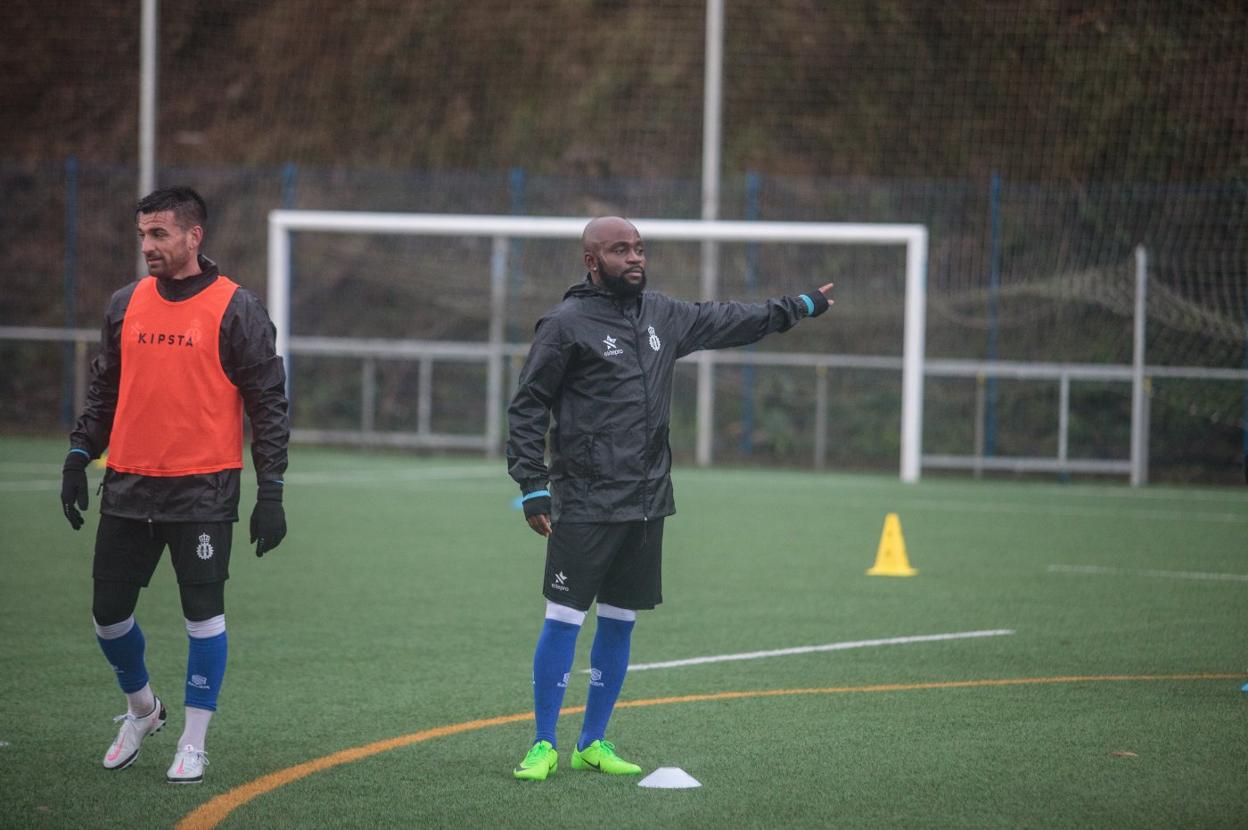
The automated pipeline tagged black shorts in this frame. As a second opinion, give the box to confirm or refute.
[93,514,232,586]
[543,519,664,612]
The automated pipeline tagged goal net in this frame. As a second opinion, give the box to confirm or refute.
[268,211,928,481]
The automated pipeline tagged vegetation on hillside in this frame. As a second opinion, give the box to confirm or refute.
[5,1,1245,182]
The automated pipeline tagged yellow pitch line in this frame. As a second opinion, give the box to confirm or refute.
[176,673,1242,830]
[612,674,1244,707]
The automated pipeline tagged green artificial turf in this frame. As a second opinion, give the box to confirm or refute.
[1,436,1244,828]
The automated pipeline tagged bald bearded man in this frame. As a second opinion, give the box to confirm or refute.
[506,216,833,781]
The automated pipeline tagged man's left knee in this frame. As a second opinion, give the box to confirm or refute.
[179,581,225,622]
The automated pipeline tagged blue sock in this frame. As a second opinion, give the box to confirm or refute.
[578,616,634,751]
[97,621,149,694]
[532,619,580,748]
[185,632,228,712]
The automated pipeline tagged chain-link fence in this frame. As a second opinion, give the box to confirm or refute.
[3,1,1245,481]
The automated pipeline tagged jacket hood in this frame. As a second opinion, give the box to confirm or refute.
[155,254,220,301]
[563,274,644,305]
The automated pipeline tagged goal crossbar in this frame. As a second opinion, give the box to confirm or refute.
[268,210,929,482]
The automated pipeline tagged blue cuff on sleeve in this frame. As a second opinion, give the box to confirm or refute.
[800,294,816,315]
[68,448,90,460]
[522,489,551,501]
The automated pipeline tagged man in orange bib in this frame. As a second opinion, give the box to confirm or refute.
[59,187,290,784]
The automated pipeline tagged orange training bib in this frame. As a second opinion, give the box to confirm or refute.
[107,276,243,476]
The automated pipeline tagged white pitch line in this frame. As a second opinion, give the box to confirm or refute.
[622,629,1016,672]
[846,496,1248,525]
[285,467,499,485]
[1047,564,1248,583]
[0,463,61,474]
[0,466,501,492]
[0,480,59,492]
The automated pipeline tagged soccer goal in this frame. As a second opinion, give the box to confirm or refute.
[267,211,929,482]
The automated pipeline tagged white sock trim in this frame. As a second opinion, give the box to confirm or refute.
[94,615,135,640]
[126,683,156,717]
[185,615,226,638]
[544,601,586,627]
[179,706,214,752]
[596,603,637,622]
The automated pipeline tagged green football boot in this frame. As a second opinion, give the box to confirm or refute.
[570,740,642,775]
[513,740,558,781]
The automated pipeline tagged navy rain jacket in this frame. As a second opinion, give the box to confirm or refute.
[506,277,827,523]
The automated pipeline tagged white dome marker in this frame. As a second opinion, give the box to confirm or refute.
[638,767,702,788]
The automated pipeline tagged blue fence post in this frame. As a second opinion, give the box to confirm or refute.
[740,171,761,457]
[986,171,1002,457]
[62,156,80,427]
[281,163,298,412]
[281,162,298,208]
[507,167,526,344]
[508,166,526,215]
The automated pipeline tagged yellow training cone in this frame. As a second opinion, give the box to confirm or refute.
[867,512,917,576]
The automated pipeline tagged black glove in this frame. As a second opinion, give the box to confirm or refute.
[521,489,551,521]
[61,450,90,530]
[250,480,287,557]
[804,288,831,318]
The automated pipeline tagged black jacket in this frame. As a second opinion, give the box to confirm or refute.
[506,277,827,522]
[70,255,289,522]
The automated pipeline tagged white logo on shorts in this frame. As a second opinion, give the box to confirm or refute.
[189,674,210,690]
[551,571,569,592]
[196,533,214,560]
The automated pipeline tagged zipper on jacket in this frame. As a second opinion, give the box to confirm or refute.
[621,300,653,521]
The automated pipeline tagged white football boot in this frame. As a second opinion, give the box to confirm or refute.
[167,744,209,784]
[102,697,167,770]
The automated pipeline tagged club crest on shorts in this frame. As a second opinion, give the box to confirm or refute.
[647,326,662,351]
[196,532,214,560]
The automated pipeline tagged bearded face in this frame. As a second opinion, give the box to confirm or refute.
[595,254,646,297]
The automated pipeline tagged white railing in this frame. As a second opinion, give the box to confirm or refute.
[6,324,1246,482]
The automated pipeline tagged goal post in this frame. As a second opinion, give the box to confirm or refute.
[267,210,929,482]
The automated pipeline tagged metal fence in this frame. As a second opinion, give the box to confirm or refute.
[2,162,1245,482]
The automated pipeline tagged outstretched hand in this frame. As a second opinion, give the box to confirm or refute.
[802,283,834,318]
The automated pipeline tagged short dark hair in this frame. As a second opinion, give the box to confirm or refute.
[136,186,207,231]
